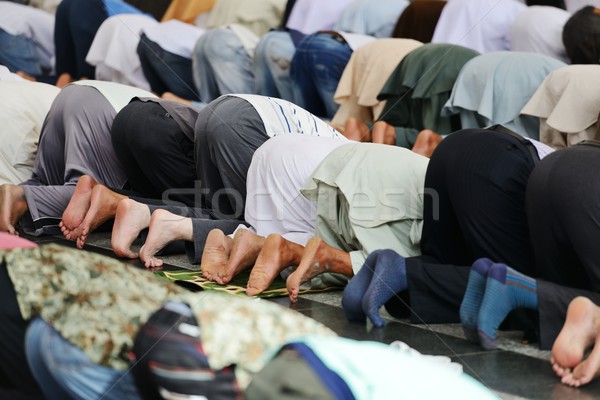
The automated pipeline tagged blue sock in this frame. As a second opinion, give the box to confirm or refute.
[342,251,379,322]
[477,263,538,350]
[459,258,493,343]
[361,249,408,328]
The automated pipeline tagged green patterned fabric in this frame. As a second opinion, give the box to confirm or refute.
[155,269,344,298]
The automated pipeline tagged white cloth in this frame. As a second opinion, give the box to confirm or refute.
[431,0,527,53]
[228,94,346,139]
[142,19,205,58]
[337,32,377,51]
[509,6,570,64]
[245,135,349,246]
[0,65,25,81]
[286,0,355,34]
[0,81,60,184]
[0,2,55,70]
[70,80,156,112]
[86,14,157,90]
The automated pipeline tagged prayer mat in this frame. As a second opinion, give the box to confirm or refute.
[154,269,343,298]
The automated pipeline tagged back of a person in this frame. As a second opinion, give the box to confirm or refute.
[206,0,287,36]
[431,0,527,53]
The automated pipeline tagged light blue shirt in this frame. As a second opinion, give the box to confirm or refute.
[334,0,410,38]
[102,0,144,18]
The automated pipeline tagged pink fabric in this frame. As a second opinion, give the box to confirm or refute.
[0,233,37,249]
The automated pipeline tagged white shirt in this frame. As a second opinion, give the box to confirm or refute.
[286,0,355,34]
[227,94,346,139]
[0,2,55,70]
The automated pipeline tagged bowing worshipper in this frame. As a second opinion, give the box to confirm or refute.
[431,0,526,53]
[253,0,355,104]
[288,0,411,118]
[0,80,60,185]
[562,6,600,64]
[0,81,155,236]
[86,0,215,92]
[330,38,423,133]
[344,43,478,152]
[135,0,286,101]
[60,94,346,250]
[53,0,150,87]
[521,65,600,148]
[442,52,566,139]
[0,2,55,80]
[458,141,600,365]
[565,0,600,13]
[509,6,571,64]
[391,0,447,43]
[0,236,496,400]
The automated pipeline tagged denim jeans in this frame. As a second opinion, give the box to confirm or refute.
[0,29,42,75]
[290,32,353,119]
[137,33,199,100]
[25,318,142,400]
[253,30,297,102]
[192,27,254,103]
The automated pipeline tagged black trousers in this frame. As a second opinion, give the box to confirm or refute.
[388,129,538,327]
[54,0,107,79]
[528,143,600,348]
[0,265,41,397]
[111,100,197,205]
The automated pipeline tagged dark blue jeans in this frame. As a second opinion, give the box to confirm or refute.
[0,29,42,75]
[54,0,108,79]
[137,33,199,100]
[290,32,353,119]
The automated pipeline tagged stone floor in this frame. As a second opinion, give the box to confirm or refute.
[27,232,600,400]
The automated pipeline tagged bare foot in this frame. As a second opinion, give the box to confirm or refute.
[161,92,192,106]
[16,71,36,82]
[285,237,352,302]
[0,184,27,235]
[552,297,600,387]
[61,176,98,240]
[75,185,126,249]
[343,118,371,142]
[139,209,193,268]
[56,73,74,88]
[214,229,266,285]
[201,229,234,281]
[371,121,396,145]
[411,129,443,158]
[111,199,151,258]
[564,334,600,387]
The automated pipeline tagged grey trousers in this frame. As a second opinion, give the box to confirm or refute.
[20,85,124,235]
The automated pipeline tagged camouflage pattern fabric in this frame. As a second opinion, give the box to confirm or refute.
[0,244,335,387]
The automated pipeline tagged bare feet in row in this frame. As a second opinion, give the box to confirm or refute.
[343,118,371,142]
[111,199,151,258]
[551,297,600,387]
[61,177,127,249]
[201,229,305,296]
[202,230,352,299]
[0,184,28,235]
[60,176,98,240]
[56,73,76,88]
[139,209,193,268]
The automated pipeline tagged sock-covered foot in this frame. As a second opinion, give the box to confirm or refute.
[477,263,538,350]
[460,258,493,343]
[362,249,408,328]
[342,250,380,322]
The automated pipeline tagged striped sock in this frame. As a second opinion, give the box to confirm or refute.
[477,263,538,350]
[459,258,493,343]
[362,249,407,328]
